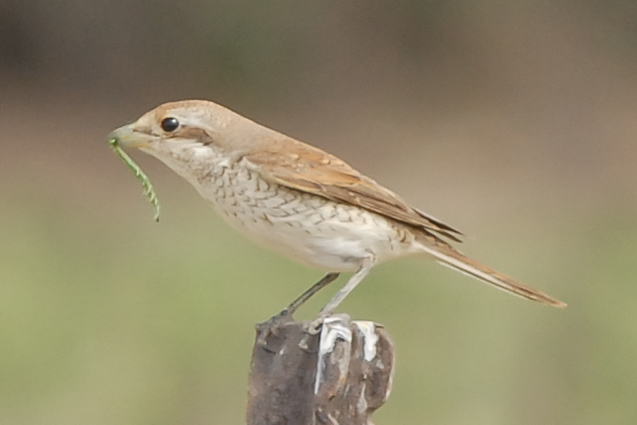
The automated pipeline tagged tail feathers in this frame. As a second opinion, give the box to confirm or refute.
[421,244,566,308]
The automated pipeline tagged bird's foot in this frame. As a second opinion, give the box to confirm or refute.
[307,315,326,336]
[298,315,326,351]
[255,309,293,349]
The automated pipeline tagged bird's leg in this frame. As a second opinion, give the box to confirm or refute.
[284,272,341,316]
[307,258,375,335]
[256,272,340,347]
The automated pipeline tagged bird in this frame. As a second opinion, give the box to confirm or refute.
[108,99,566,325]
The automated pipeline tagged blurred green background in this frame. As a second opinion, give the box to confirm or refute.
[1,1,637,424]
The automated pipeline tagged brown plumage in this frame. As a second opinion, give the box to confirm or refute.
[244,141,564,308]
[109,99,567,316]
[243,140,464,242]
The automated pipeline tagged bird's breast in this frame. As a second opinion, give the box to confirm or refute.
[153,149,420,271]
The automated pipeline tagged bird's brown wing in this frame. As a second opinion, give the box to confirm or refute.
[243,138,463,242]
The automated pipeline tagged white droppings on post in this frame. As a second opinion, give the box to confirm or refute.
[357,383,368,413]
[355,321,378,362]
[315,316,352,394]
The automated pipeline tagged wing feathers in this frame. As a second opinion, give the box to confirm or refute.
[243,139,463,241]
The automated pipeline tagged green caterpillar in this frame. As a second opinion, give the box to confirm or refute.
[109,138,161,222]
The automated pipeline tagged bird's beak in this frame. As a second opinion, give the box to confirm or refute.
[107,123,153,149]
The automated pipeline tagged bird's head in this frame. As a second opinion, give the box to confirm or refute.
[108,100,266,157]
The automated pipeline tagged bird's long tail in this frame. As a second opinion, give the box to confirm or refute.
[418,242,566,307]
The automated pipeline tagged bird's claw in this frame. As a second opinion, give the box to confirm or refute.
[306,316,325,336]
[298,315,325,351]
[256,309,293,348]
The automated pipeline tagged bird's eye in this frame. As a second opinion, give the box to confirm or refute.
[161,117,180,132]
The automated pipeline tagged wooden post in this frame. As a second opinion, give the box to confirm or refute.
[247,314,395,425]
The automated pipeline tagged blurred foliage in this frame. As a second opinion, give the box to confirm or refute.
[1,1,637,424]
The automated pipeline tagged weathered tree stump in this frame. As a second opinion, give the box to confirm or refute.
[247,314,394,425]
